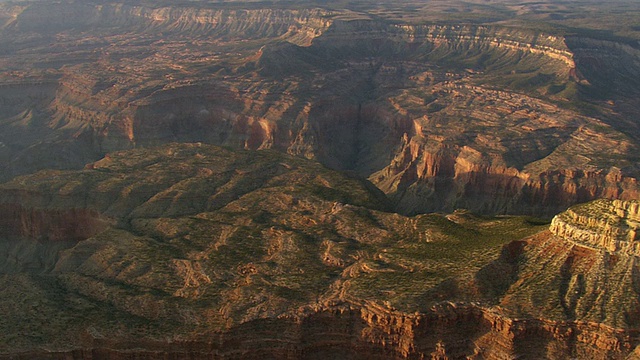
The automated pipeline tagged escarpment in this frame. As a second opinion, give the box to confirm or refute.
[319,21,576,70]
[479,199,640,333]
[550,199,640,255]
[566,37,640,97]
[2,1,639,216]
[564,36,640,140]
[7,2,332,43]
[2,302,636,360]
[0,204,107,274]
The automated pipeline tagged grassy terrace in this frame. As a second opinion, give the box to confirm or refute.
[346,211,547,310]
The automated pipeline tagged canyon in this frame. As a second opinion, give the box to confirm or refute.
[1,0,640,358]
[0,144,638,359]
[0,0,639,216]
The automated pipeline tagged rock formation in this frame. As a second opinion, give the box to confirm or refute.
[474,199,640,355]
[0,145,638,359]
[0,0,639,357]
[0,0,639,216]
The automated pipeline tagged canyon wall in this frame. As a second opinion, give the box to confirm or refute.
[1,1,639,217]
[550,199,640,255]
[0,146,638,359]
[8,3,332,42]
[375,138,640,216]
[2,302,635,360]
[485,199,640,337]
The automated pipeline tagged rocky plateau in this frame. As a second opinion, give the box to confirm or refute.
[0,0,639,216]
[1,0,640,359]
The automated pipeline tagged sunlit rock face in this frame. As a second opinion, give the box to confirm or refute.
[550,199,640,255]
[1,1,639,216]
[471,199,640,357]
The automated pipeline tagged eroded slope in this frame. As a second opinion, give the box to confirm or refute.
[0,144,537,353]
[0,144,639,359]
[0,1,639,216]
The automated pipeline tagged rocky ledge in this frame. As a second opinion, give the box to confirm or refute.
[1,301,636,360]
[550,199,640,255]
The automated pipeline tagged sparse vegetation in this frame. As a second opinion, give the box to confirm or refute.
[1,0,640,357]
[0,143,548,353]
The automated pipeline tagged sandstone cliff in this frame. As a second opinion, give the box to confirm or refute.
[0,0,639,217]
[1,301,636,360]
[475,199,640,346]
[550,199,640,255]
[7,3,332,43]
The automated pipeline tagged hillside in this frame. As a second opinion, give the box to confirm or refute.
[1,1,639,358]
[0,144,638,359]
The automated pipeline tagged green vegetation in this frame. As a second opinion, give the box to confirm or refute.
[0,143,552,352]
[348,212,546,310]
[1,0,640,353]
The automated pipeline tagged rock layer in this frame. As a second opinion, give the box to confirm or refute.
[1,1,639,216]
[551,199,640,255]
[481,199,640,335]
[1,301,636,360]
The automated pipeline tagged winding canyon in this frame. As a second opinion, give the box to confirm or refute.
[1,1,639,215]
[1,0,640,359]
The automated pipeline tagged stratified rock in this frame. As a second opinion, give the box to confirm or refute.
[1,1,639,216]
[479,199,640,336]
[551,199,640,255]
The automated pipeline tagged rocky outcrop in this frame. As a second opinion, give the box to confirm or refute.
[477,199,640,338]
[1,0,639,218]
[550,199,640,255]
[1,301,635,359]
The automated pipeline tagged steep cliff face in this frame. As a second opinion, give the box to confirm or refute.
[8,2,332,43]
[1,1,639,216]
[550,199,640,255]
[1,302,636,359]
[478,199,640,336]
[377,144,639,216]
[317,21,575,71]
